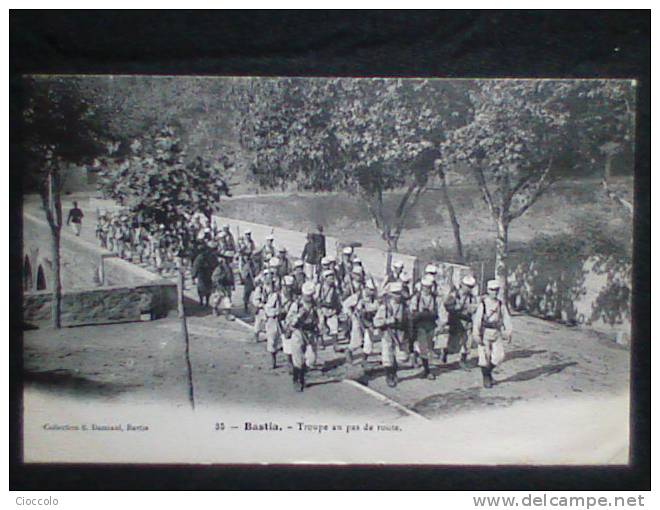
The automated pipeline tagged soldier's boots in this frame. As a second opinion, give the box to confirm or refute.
[392,360,399,384]
[271,352,277,370]
[298,367,306,392]
[286,355,293,375]
[440,349,448,364]
[345,349,353,365]
[385,367,397,388]
[459,352,469,370]
[292,367,302,392]
[488,363,496,386]
[420,358,436,380]
[481,366,493,389]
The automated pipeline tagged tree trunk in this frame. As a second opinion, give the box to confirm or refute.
[438,169,464,262]
[495,215,510,302]
[51,227,62,328]
[48,168,64,329]
[604,152,613,182]
[177,262,195,410]
[384,236,399,279]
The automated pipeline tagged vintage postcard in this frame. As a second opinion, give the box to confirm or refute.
[19,75,634,464]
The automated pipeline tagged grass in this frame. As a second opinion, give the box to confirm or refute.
[218,178,634,266]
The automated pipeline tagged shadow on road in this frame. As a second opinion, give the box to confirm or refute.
[505,349,547,362]
[497,362,578,384]
[412,386,522,416]
[23,368,139,399]
[182,297,214,317]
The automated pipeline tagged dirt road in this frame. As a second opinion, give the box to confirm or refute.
[21,202,631,463]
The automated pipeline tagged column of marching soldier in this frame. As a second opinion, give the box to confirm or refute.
[95,212,513,393]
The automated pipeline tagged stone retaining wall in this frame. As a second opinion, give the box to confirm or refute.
[23,282,177,326]
[23,212,178,326]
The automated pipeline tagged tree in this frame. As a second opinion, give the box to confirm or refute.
[22,77,104,327]
[443,80,580,298]
[435,159,465,262]
[568,80,635,216]
[234,78,468,271]
[97,124,233,251]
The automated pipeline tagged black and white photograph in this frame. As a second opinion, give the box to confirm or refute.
[17,74,636,465]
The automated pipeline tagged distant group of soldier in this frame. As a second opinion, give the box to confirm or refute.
[95,213,513,393]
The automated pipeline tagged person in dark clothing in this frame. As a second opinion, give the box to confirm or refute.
[301,233,319,281]
[191,243,217,307]
[66,201,84,236]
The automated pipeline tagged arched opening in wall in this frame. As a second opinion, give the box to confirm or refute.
[36,265,47,291]
[23,255,33,291]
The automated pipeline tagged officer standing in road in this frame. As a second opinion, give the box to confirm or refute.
[472,279,513,388]
[301,232,320,281]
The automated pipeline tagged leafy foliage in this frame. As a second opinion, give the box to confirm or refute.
[97,125,233,250]
[234,78,469,247]
[442,80,580,224]
[21,76,105,198]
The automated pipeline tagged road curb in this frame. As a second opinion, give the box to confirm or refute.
[341,379,429,421]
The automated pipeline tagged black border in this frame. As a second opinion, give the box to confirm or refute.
[10,10,650,490]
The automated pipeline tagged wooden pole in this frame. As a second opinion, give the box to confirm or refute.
[177,260,195,410]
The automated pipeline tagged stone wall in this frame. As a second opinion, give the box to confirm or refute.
[23,212,178,326]
[23,282,177,326]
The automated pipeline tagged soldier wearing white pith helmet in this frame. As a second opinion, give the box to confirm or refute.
[238,230,256,259]
[260,234,277,264]
[317,256,332,284]
[290,259,306,297]
[374,281,410,388]
[409,275,449,380]
[342,270,379,365]
[342,263,363,299]
[279,275,298,374]
[338,246,355,283]
[381,260,405,294]
[315,267,342,352]
[414,264,439,295]
[285,281,321,392]
[445,274,481,369]
[251,267,278,343]
[472,279,513,389]
[217,224,236,253]
[264,274,296,370]
[277,246,291,277]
